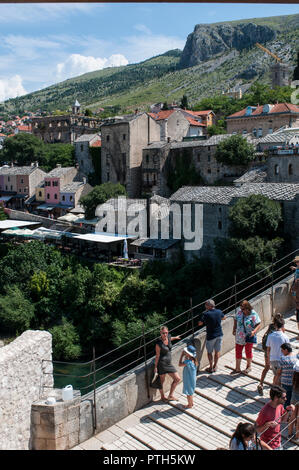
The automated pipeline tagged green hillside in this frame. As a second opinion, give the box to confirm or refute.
[1,14,299,116]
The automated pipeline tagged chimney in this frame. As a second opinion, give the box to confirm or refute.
[83,177,87,184]
[56,164,62,168]
[35,161,39,167]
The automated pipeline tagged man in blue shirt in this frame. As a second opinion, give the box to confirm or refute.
[198,299,225,373]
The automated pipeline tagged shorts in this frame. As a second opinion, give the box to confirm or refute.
[206,336,222,354]
[291,390,299,406]
[282,384,293,408]
[235,343,253,360]
[270,361,281,375]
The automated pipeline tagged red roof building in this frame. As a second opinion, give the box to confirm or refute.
[226,103,299,137]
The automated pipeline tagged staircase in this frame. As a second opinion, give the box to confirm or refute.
[72,312,299,450]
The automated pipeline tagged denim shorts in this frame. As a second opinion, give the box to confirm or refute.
[206,336,222,353]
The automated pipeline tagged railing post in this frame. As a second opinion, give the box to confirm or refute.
[142,322,150,399]
[234,275,238,316]
[92,347,97,433]
[190,298,194,340]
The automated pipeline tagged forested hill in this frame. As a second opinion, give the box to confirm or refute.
[2,13,299,116]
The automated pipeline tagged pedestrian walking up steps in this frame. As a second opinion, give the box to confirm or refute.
[73,312,299,450]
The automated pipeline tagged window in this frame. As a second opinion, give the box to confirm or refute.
[122,153,126,165]
[218,221,222,230]
[288,164,293,175]
[5,185,8,190]
[253,128,257,137]
[107,172,110,181]
[62,195,65,201]
[207,168,211,174]
[106,135,110,142]
[123,134,126,140]
[207,154,211,162]
[20,179,24,184]
[39,191,42,197]
[274,164,279,175]
[258,128,263,137]
[197,154,200,162]
[146,155,149,163]
[8,176,10,182]
[54,194,57,200]
[268,128,273,134]
[80,144,84,152]
[10,185,13,190]
[70,196,73,201]
[47,193,50,199]
[19,188,22,192]
[53,181,58,187]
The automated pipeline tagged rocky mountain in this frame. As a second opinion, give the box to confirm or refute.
[179,23,276,68]
[1,14,299,116]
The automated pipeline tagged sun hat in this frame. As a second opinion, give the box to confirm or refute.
[184,345,197,358]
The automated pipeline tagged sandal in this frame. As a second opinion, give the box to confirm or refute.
[257,384,264,396]
[244,367,252,374]
[167,396,177,401]
[230,369,241,375]
[205,367,213,373]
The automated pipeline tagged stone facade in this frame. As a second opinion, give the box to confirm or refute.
[32,115,101,144]
[0,330,53,450]
[226,103,299,137]
[267,153,299,183]
[101,113,161,198]
[74,134,101,178]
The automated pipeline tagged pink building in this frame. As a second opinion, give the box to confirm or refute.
[44,165,78,205]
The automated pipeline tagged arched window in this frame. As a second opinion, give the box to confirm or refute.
[288,164,293,175]
[274,164,279,175]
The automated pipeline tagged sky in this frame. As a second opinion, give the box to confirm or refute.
[0,2,298,102]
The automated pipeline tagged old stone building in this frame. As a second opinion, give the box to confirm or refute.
[32,101,101,144]
[169,183,299,261]
[226,103,299,137]
[74,133,101,179]
[142,134,257,197]
[148,108,208,141]
[100,112,161,198]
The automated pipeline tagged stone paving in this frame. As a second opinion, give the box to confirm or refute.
[73,312,299,451]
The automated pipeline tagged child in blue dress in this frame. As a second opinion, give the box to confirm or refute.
[179,345,198,408]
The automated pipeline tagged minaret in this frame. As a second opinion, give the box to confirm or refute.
[72,99,81,115]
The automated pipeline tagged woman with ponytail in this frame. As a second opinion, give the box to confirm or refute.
[229,423,272,450]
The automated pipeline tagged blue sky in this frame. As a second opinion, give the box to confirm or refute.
[0,3,298,102]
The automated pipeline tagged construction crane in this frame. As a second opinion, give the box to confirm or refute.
[256,43,282,62]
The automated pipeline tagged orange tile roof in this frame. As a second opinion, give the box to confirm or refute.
[17,125,32,131]
[148,110,176,120]
[90,140,101,147]
[227,103,299,119]
[184,116,206,127]
[189,110,214,116]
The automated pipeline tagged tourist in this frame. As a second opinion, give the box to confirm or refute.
[274,343,297,408]
[266,316,290,382]
[288,360,299,443]
[229,422,272,450]
[231,300,261,375]
[255,385,294,450]
[178,345,198,409]
[257,313,284,396]
[154,326,181,402]
[290,255,299,339]
[198,299,225,373]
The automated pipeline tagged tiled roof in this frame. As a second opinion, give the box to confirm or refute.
[46,166,76,178]
[75,134,100,142]
[90,140,101,147]
[61,182,85,193]
[170,183,299,205]
[148,110,176,120]
[227,103,299,119]
[0,165,44,176]
[233,166,268,184]
[257,132,297,143]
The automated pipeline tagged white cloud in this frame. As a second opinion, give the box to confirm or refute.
[0,75,27,102]
[56,53,129,81]
[134,24,151,35]
[123,34,185,63]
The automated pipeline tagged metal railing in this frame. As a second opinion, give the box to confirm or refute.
[42,247,299,433]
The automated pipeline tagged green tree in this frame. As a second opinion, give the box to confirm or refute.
[0,285,35,334]
[29,271,49,301]
[84,108,93,117]
[80,182,127,219]
[1,133,44,166]
[215,134,255,166]
[180,94,189,109]
[42,143,75,171]
[49,318,82,360]
[0,206,7,220]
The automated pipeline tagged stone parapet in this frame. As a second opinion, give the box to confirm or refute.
[31,389,81,450]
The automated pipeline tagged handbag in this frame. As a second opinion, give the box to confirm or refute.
[242,314,257,344]
[150,370,162,389]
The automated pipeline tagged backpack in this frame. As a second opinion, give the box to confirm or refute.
[262,323,276,351]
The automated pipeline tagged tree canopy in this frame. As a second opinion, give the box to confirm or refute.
[215,134,256,166]
[79,182,127,219]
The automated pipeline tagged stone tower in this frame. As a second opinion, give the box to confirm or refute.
[271,62,290,88]
[72,99,81,115]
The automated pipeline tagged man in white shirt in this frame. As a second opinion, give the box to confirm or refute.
[266,316,290,381]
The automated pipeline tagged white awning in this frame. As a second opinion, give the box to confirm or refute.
[70,232,135,244]
[0,220,40,230]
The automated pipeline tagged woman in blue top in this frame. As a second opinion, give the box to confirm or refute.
[179,345,198,408]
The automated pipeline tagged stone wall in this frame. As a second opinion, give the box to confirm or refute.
[0,330,53,450]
